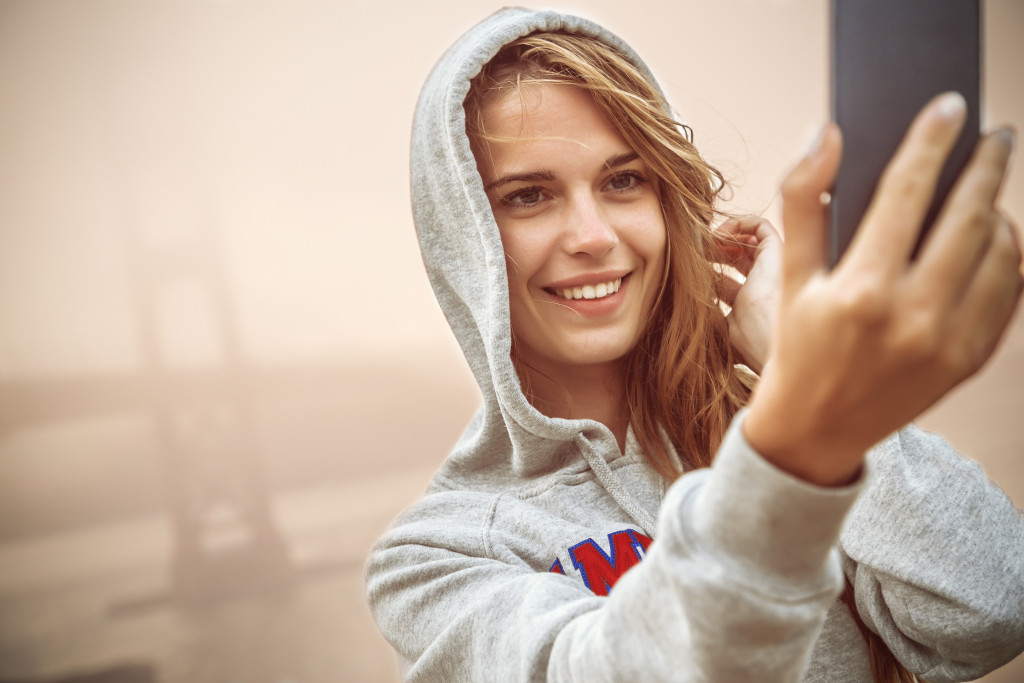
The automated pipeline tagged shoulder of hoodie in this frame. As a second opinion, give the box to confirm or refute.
[385,419,967,550]
[431,432,658,499]
[369,421,971,575]
[373,443,657,554]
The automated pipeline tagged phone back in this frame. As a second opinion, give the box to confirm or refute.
[829,0,980,267]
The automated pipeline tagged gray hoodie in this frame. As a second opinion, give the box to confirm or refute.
[366,8,1024,682]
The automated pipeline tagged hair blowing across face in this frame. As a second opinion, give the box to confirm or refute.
[464,30,917,683]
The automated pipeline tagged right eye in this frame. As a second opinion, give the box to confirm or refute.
[499,186,549,209]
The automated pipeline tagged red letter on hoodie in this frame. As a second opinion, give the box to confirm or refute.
[568,530,653,596]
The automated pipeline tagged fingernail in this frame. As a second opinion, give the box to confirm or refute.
[996,126,1016,167]
[936,91,966,119]
[995,125,1016,149]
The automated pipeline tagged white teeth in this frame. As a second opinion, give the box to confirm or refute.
[555,278,622,301]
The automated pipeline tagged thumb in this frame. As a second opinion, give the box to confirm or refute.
[781,123,843,288]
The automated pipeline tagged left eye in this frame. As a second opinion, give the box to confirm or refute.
[605,171,645,192]
[499,187,548,208]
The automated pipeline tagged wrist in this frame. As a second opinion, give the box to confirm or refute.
[744,385,865,488]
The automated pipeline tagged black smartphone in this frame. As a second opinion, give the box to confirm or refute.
[829,0,981,267]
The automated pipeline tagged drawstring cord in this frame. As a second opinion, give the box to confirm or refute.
[576,433,658,538]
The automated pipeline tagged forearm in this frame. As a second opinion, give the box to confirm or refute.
[551,418,861,681]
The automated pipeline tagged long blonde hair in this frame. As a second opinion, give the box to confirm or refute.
[465,30,919,683]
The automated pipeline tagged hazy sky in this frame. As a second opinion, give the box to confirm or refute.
[0,0,1020,378]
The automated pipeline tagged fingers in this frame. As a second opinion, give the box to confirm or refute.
[716,271,742,307]
[715,216,771,273]
[717,215,772,237]
[847,92,967,275]
[947,215,1024,376]
[913,127,1015,309]
[781,123,842,289]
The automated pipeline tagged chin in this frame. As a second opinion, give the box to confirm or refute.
[555,336,639,367]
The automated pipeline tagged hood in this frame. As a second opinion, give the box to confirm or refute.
[411,7,666,480]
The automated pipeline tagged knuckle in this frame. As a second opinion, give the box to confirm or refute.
[835,279,889,325]
[878,162,930,203]
[936,338,975,377]
[890,309,943,362]
[994,216,1023,264]
[962,203,993,234]
[781,169,823,207]
[1003,212,1021,238]
[780,173,803,202]
[957,333,996,378]
[958,158,1002,200]
[940,313,1007,380]
[978,162,1006,193]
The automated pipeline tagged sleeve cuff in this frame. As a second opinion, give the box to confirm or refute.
[673,410,865,593]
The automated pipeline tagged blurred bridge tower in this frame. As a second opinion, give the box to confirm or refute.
[124,202,292,603]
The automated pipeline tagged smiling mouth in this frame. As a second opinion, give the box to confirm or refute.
[547,277,623,301]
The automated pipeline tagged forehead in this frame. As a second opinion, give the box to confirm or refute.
[475,83,631,177]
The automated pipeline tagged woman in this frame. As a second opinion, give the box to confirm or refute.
[367,8,1024,682]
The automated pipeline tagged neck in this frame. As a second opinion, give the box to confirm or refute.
[518,359,629,452]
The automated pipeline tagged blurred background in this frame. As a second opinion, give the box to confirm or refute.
[0,1,1020,681]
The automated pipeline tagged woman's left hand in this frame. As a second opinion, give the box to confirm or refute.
[715,216,783,374]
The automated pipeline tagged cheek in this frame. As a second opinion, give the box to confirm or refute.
[633,208,668,305]
[498,225,549,292]
[628,203,668,266]
[647,200,668,258]
[649,221,668,263]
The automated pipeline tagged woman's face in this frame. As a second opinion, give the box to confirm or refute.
[474,83,667,377]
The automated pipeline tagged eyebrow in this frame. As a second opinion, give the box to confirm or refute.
[483,152,640,192]
[484,170,554,192]
[604,152,639,169]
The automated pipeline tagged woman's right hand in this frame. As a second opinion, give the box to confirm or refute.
[744,92,1022,487]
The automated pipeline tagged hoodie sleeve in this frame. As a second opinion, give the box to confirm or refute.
[839,425,1024,682]
[366,416,862,682]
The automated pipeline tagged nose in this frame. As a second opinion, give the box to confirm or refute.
[563,194,618,258]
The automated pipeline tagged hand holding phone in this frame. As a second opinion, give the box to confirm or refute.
[747,97,1020,486]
